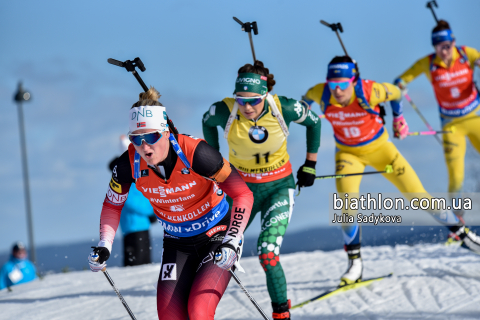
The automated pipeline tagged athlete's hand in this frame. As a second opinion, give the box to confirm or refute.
[296,160,317,188]
[88,246,110,272]
[214,235,243,271]
[300,96,314,108]
[393,115,409,140]
[394,78,408,94]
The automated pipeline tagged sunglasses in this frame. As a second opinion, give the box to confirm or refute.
[128,130,164,146]
[234,94,267,106]
[326,76,355,91]
[436,43,452,51]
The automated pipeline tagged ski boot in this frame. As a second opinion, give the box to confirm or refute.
[446,212,466,246]
[272,299,291,320]
[449,225,480,254]
[340,244,363,287]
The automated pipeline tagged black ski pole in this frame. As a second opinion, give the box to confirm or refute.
[229,270,269,320]
[297,165,394,196]
[320,20,349,56]
[107,57,179,134]
[233,17,259,63]
[426,0,439,23]
[102,268,138,320]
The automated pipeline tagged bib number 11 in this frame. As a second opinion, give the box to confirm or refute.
[343,127,361,138]
[254,152,270,164]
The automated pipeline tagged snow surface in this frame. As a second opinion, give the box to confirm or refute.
[1,244,479,320]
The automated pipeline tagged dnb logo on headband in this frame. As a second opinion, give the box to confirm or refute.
[248,125,268,144]
[129,105,168,134]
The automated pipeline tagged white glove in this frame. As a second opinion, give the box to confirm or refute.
[394,78,408,94]
[87,246,110,272]
[214,235,244,272]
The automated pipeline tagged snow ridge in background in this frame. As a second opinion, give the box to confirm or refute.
[1,244,479,319]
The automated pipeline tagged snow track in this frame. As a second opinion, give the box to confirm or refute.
[0,244,479,319]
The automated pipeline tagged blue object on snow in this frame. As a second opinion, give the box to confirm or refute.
[0,256,37,290]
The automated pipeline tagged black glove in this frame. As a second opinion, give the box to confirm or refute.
[296,160,317,188]
[91,246,110,264]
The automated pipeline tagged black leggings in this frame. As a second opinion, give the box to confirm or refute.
[157,217,232,320]
[123,230,151,266]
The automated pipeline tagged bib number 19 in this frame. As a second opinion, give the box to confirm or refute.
[342,127,361,138]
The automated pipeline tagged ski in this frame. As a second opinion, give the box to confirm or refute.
[291,273,393,309]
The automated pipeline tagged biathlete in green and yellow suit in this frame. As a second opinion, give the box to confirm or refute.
[302,56,480,286]
[394,20,480,201]
[202,60,321,320]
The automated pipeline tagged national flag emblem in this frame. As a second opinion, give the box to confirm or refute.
[260,76,267,81]
[137,122,146,128]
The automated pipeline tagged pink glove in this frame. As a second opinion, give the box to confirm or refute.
[393,115,409,140]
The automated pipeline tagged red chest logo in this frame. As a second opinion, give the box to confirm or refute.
[325,104,383,146]
[431,57,476,112]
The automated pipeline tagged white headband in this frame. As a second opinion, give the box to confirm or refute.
[128,105,168,134]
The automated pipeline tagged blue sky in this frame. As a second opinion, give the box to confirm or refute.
[1,0,480,254]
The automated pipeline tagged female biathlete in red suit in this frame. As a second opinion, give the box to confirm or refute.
[395,20,480,203]
[87,88,253,320]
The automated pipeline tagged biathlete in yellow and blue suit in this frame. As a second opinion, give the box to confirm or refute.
[394,20,480,198]
[302,56,480,286]
[202,60,321,320]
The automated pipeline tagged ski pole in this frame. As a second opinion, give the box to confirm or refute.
[402,92,442,145]
[233,17,259,63]
[408,127,455,136]
[229,270,269,320]
[92,252,138,320]
[297,165,393,196]
[107,57,179,135]
[101,268,137,320]
[320,20,349,56]
[315,164,393,180]
[426,0,439,23]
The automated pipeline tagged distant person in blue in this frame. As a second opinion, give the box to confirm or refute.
[109,135,157,266]
[0,242,37,290]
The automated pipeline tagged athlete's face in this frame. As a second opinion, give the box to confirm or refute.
[236,92,266,120]
[328,77,356,107]
[131,129,170,166]
[13,249,27,260]
[435,40,455,63]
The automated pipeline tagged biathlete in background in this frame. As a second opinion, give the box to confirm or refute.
[202,60,321,320]
[394,20,480,207]
[302,56,480,286]
[88,87,253,320]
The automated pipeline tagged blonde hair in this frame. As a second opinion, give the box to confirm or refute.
[131,86,162,109]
